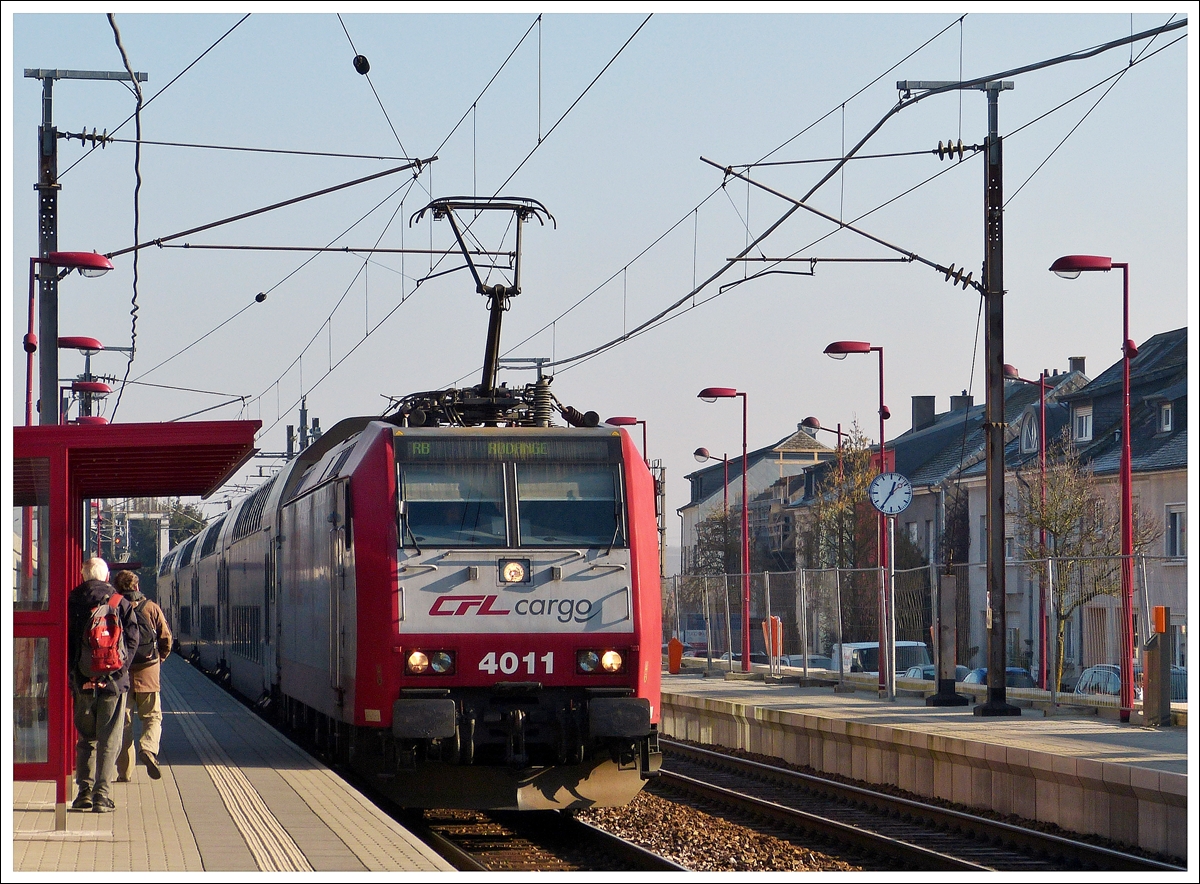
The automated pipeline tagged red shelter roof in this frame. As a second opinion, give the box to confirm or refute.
[13,420,260,504]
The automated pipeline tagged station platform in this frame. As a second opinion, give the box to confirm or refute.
[10,656,454,873]
[660,663,1192,862]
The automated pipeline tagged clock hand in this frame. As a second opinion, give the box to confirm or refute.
[881,481,898,506]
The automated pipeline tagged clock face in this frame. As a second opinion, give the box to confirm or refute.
[868,472,913,515]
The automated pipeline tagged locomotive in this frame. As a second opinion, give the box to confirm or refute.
[159,196,662,809]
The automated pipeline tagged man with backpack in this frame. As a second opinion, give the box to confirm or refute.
[67,557,138,813]
[112,569,172,782]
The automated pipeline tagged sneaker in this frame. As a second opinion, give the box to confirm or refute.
[91,796,115,813]
[70,790,92,811]
[143,751,162,780]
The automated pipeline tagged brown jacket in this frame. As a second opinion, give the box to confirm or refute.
[128,594,172,694]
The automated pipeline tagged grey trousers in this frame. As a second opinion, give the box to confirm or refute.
[74,688,127,802]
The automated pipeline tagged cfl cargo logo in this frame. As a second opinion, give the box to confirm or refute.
[429,595,511,616]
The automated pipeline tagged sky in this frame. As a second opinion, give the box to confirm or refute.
[4,7,1196,553]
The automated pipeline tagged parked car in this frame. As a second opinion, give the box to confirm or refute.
[831,641,931,675]
[783,654,833,670]
[903,664,970,682]
[662,641,699,658]
[1074,664,1147,702]
[961,667,1037,688]
[717,651,771,665]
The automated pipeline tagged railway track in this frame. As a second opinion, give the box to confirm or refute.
[397,808,687,872]
[658,738,1185,872]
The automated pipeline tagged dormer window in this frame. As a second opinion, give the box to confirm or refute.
[1020,411,1039,454]
[1160,401,1173,433]
[1073,404,1093,442]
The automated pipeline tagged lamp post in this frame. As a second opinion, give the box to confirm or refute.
[605,416,649,467]
[20,252,113,599]
[1004,364,1053,690]
[824,340,891,695]
[694,447,731,572]
[1050,254,1136,722]
[25,252,113,426]
[801,417,847,566]
[698,387,751,672]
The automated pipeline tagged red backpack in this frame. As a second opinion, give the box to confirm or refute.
[79,592,127,680]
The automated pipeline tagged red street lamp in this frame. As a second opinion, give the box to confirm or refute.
[1004,364,1054,690]
[825,340,891,695]
[605,416,649,467]
[25,253,113,426]
[1050,254,1137,722]
[20,252,112,600]
[698,387,751,672]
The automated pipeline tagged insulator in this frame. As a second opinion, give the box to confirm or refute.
[353,54,370,75]
[944,264,958,282]
[959,272,973,290]
[560,405,600,428]
[533,378,554,427]
[937,139,965,160]
[408,409,427,427]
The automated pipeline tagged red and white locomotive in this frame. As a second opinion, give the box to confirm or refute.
[159,384,662,810]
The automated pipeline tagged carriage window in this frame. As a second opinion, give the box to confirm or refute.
[516,464,623,547]
[401,464,506,547]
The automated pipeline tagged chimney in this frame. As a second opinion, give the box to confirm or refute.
[1069,356,1085,375]
[911,396,936,432]
[950,390,974,412]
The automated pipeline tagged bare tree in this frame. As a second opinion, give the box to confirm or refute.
[1014,429,1160,689]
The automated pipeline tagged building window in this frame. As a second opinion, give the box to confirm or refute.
[1020,412,1039,454]
[1165,504,1186,558]
[905,521,918,545]
[1159,402,1173,433]
[1005,536,1015,560]
[1073,404,1093,442]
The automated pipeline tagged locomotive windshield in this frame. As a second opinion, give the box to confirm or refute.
[401,464,507,547]
[396,431,626,549]
[516,464,620,546]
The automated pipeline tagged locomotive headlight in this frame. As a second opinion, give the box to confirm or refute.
[406,650,430,674]
[429,651,455,674]
[600,650,624,673]
[577,650,601,673]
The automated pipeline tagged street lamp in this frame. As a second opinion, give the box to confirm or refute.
[1050,254,1136,722]
[25,252,113,426]
[20,252,112,601]
[606,416,649,467]
[1004,364,1053,690]
[697,387,751,672]
[824,340,891,696]
[801,416,847,566]
[694,447,731,573]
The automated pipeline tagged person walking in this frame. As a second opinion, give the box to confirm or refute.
[113,569,172,782]
[68,557,138,812]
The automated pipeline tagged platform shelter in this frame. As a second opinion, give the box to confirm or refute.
[12,420,259,828]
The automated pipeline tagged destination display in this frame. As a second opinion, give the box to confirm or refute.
[395,433,619,463]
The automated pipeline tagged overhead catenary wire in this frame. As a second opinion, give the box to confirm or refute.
[542,17,1187,374]
[106,13,143,422]
[60,13,252,180]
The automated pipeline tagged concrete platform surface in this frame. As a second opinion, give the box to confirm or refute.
[9,656,454,873]
[660,668,1194,861]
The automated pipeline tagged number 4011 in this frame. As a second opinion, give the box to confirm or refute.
[478,651,554,675]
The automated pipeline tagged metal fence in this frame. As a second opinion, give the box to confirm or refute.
[663,553,1187,707]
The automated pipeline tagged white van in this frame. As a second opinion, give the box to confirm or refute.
[831,641,930,675]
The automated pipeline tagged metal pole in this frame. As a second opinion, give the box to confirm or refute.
[876,347,888,697]
[703,576,713,670]
[834,567,845,686]
[740,392,751,671]
[799,566,809,678]
[888,516,897,700]
[763,571,771,674]
[977,80,1019,716]
[1047,557,1058,707]
[723,574,733,671]
[1117,263,1135,723]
